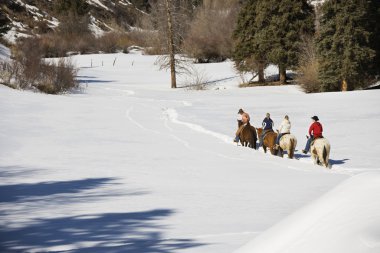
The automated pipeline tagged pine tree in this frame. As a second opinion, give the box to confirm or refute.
[233,0,314,84]
[266,0,314,84]
[368,0,380,78]
[233,0,269,83]
[316,0,377,91]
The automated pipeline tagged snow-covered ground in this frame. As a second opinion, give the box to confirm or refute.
[0,50,379,253]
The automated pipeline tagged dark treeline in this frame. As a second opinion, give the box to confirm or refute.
[2,0,379,92]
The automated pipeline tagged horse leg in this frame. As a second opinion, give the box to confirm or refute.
[311,153,317,164]
[279,148,284,158]
[263,146,267,153]
[288,148,293,159]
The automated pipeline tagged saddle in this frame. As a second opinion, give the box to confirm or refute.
[262,129,274,139]
[279,132,290,141]
[311,136,324,146]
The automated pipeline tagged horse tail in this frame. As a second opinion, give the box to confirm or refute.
[323,145,328,167]
[289,138,295,159]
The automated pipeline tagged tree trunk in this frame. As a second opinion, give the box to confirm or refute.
[165,0,177,89]
[279,65,286,84]
[258,62,265,83]
[341,79,348,91]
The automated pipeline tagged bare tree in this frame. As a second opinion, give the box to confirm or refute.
[165,0,177,88]
[150,0,194,88]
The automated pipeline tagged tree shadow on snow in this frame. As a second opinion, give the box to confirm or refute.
[0,177,126,203]
[76,75,115,85]
[0,167,203,252]
[0,166,42,179]
[0,209,203,253]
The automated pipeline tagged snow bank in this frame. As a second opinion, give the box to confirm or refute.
[235,172,380,253]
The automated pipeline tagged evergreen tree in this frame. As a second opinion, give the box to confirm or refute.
[233,0,269,83]
[368,0,380,78]
[266,0,314,83]
[233,0,314,84]
[316,0,377,91]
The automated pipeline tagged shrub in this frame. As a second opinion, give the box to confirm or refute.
[2,37,79,94]
[0,60,21,89]
[296,36,321,93]
[177,65,210,90]
[183,1,240,62]
[37,59,78,94]
[95,32,133,53]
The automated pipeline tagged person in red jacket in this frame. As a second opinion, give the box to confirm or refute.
[302,116,323,154]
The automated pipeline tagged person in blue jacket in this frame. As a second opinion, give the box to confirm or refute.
[259,113,274,147]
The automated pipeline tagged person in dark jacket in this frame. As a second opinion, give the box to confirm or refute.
[302,116,323,154]
[259,113,274,147]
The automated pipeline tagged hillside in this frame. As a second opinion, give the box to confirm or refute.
[0,0,148,43]
[1,0,326,45]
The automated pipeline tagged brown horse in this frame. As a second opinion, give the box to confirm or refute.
[256,128,278,155]
[238,121,257,149]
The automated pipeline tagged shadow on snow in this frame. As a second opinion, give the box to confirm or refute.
[76,75,115,85]
[0,209,203,253]
[0,167,203,252]
[0,177,122,203]
[329,158,350,165]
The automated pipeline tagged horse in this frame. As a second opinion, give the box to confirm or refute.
[310,137,331,168]
[277,133,297,159]
[238,120,257,149]
[256,128,278,155]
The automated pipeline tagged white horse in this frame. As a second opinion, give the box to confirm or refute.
[310,138,331,168]
[278,134,297,159]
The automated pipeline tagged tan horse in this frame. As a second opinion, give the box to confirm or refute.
[310,137,331,168]
[238,121,257,149]
[277,134,297,159]
[257,128,278,155]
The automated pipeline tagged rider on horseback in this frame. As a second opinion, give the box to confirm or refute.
[302,116,323,154]
[275,115,291,149]
[259,113,274,147]
[234,109,250,143]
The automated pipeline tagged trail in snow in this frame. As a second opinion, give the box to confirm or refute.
[125,106,160,134]
[163,108,232,144]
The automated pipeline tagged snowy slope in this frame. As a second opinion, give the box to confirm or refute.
[0,51,379,253]
[235,172,380,253]
[1,0,142,43]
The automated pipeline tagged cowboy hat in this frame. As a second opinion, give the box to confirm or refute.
[311,116,319,121]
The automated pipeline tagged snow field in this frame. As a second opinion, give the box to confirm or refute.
[0,50,379,253]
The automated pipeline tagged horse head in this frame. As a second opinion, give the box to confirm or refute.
[256,127,263,136]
